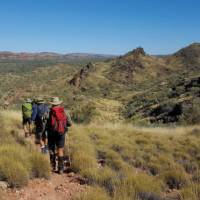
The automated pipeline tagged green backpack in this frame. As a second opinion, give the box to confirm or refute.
[22,103,32,119]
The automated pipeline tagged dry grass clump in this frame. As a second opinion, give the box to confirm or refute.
[180,184,200,200]
[0,111,50,188]
[0,156,29,187]
[29,152,51,179]
[66,123,200,199]
[74,186,110,200]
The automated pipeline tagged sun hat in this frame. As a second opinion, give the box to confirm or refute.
[26,98,32,103]
[49,97,63,105]
[37,96,45,104]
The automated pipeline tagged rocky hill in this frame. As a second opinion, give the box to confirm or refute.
[1,43,200,125]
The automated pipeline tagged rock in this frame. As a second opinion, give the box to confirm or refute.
[149,103,182,123]
[69,62,95,87]
[0,181,8,190]
[130,47,146,56]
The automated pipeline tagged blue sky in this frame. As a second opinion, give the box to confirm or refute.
[0,0,199,55]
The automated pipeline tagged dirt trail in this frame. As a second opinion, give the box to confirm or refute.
[5,131,86,200]
[6,173,86,200]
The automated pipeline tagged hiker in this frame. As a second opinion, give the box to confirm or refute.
[31,97,49,154]
[22,98,32,137]
[47,97,72,174]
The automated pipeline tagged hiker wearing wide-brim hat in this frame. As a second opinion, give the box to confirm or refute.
[22,98,33,138]
[36,97,46,104]
[49,97,63,105]
[31,96,49,154]
[26,98,32,103]
[47,96,72,174]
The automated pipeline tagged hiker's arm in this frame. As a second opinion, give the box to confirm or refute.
[31,104,37,121]
[65,111,72,127]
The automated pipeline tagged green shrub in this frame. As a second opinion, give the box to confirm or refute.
[71,102,97,124]
[180,100,200,125]
[0,145,31,172]
[0,157,29,188]
[161,168,189,189]
[29,152,51,179]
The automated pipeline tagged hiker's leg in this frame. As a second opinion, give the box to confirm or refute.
[28,118,32,136]
[23,119,29,137]
[44,130,48,146]
[42,130,48,153]
[35,123,45,153]
[56,133,66,174]
[48,132,56,170]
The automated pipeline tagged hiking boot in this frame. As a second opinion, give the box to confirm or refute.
[50,154,56,171]
[41,146,47,154]
[58,157,64,174]
[44,145,49,153]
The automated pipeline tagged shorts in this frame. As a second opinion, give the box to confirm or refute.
[48,131,66,150]
[23,117,32,125]
[35,121,47,140]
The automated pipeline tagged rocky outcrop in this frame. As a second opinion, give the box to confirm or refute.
[149,103,183,123]
[184,76,200,91]
[126,47,146,57]
[69,63,95,87]
[109,47,148,84]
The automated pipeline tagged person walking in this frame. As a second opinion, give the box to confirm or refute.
[22,98,32,137]
[47,97,72,174]
[32,97,49,154]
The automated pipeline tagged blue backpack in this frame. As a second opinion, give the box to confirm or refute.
[36,104,49,122]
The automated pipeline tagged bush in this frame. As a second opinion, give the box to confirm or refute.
[0,111,51,188]
[71,102,97,124]
[161,168,189,189]
[29,152,51,179]
[180,100,200,125]
[0,157,29,188]
[0,145,31,172]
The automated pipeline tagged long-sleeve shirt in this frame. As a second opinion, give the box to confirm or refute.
[31,103,37,121]
[31,103,49,122]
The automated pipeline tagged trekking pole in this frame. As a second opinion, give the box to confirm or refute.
[66,134,72,167]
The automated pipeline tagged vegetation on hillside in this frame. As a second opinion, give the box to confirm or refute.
[1,43,200,126]
[0,111,50,188]
[68,124,200,200]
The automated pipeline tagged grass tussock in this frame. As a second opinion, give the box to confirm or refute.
[66,123,200,199]
[0,110,50,188]
[74,186,110,200]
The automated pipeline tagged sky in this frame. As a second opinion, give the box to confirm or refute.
[0,0,199,55]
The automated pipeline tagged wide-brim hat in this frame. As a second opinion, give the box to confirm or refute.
[49,97,63,105]
[26,98,32,103]
[37,97,45,104]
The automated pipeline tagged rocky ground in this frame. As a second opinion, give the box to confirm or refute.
[6,172,86,200]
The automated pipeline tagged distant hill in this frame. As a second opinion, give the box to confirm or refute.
[0,51,115,61]
[1,43,200,125]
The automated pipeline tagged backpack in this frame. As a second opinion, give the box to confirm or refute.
[22,103,32,119]
[36,104,49,123]
[50,106,67,134]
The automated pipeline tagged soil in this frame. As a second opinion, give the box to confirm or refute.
[6,172,86,200]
